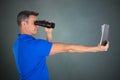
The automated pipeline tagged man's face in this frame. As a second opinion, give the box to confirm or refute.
[25,15,39,35]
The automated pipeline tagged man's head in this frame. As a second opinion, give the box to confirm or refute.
[17,10,39,35]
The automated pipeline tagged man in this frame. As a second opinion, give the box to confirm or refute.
[13,10,109,80]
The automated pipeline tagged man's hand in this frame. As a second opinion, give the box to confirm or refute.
[97,41,109,52]
[45,27,53,34]
[44,20,54,42]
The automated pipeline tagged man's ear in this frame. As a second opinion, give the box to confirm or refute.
[21,21,27,26]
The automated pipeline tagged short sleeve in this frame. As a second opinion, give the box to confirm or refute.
[26,39,52,56]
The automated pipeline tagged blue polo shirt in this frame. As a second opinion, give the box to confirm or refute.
[13,34,52,80]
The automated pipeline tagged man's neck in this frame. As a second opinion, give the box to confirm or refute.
[20,28,32,36]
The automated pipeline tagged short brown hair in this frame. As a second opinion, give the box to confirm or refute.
[17,10,39,26]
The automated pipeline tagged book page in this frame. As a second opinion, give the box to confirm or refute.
[100,24,109,46]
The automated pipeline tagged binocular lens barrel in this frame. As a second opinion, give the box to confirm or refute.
[34,20,55,29]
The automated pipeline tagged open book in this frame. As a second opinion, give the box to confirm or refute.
[99,24,109,46]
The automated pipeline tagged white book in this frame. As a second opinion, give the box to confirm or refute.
[99,24,109,46]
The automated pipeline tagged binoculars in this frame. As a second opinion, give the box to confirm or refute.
[34,20,55,29]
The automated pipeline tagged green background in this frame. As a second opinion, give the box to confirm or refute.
[0,0,120,80]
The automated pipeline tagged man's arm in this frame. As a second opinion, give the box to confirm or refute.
[45,28,53,42]
[44,25,109,56]
[49,42,109,55]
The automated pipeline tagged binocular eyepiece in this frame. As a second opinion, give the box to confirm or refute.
[34,20,55,29]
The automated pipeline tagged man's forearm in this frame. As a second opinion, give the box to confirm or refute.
[44,28,53,42]
[66,44,108,53]
[46,33,52,42]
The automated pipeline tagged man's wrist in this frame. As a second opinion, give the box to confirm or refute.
[46,32,52,42]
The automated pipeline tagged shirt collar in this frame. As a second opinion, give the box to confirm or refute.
[18,34,35,40]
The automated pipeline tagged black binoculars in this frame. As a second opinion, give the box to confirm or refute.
[34,20,55,29]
